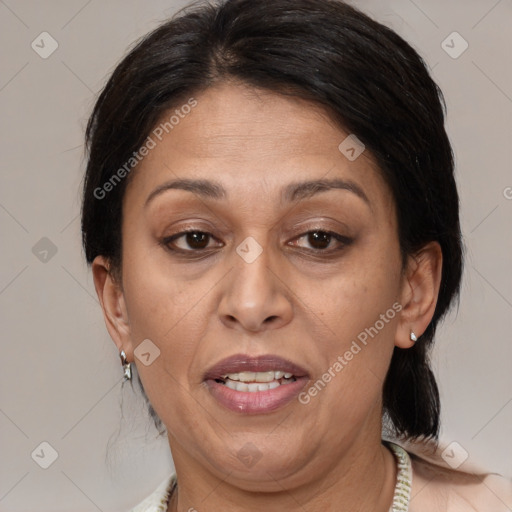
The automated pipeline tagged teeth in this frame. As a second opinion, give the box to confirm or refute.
[221,370,294,383]
[223,379,283,392]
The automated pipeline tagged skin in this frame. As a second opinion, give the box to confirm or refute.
[93,81,442,512]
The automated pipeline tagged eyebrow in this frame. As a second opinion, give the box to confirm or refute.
[144,178,226,207]
[144,177,370,207]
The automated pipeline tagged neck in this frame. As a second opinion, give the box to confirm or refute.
[167,429,397,512]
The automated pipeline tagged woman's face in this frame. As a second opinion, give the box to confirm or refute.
[96,82,422,488]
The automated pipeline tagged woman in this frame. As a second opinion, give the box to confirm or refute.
[81,0,512,510]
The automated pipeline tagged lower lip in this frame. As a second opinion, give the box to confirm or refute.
[205,378,309,414]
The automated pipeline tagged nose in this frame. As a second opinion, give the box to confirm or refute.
[217,243,293,333]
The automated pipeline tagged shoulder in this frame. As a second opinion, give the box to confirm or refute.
[410,455,512,511]
[130,474,176,512]
[390,438,512,512]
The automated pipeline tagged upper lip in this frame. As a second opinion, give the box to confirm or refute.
[204,354,309,380]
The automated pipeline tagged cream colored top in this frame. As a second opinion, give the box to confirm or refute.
[130,439,512,511]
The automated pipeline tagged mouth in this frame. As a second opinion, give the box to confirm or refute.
[203,354,309,414]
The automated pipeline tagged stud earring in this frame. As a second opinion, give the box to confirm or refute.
[119,349,132,381]
[410,331,418,342]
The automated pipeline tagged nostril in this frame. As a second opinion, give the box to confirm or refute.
[264,315,278,323]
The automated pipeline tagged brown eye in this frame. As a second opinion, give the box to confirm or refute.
[290,230,353,253]
[164,230,222,252]
[307,231,332,249]
[183,232,210,249]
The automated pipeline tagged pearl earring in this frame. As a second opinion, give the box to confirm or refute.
[410,332,418,342]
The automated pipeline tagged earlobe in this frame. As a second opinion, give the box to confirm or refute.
[91,256,133,357]
[395,242,443,349]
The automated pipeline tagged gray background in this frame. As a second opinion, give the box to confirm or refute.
[0,0,511,510]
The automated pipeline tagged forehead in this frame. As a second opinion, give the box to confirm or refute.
[168,83,343,158]
[124,82,391,210]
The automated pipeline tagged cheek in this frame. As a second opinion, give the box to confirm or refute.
[316,239,402,338]
[121,241,210,337]
[124,280,209,369]
[121,262,210,430]
[302,236,402,402]
[120,255,212,390]
[300,293,399,450]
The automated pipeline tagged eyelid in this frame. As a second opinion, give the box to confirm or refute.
[286,219,353,239]
[286,215,352,232]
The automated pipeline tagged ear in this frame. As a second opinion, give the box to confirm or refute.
[92,256,134,360]
[396,241,443,349]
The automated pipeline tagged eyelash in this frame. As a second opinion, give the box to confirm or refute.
[161,228,353,256]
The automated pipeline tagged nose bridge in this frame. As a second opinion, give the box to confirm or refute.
[218,235,292,332]
[232,236,274,307]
